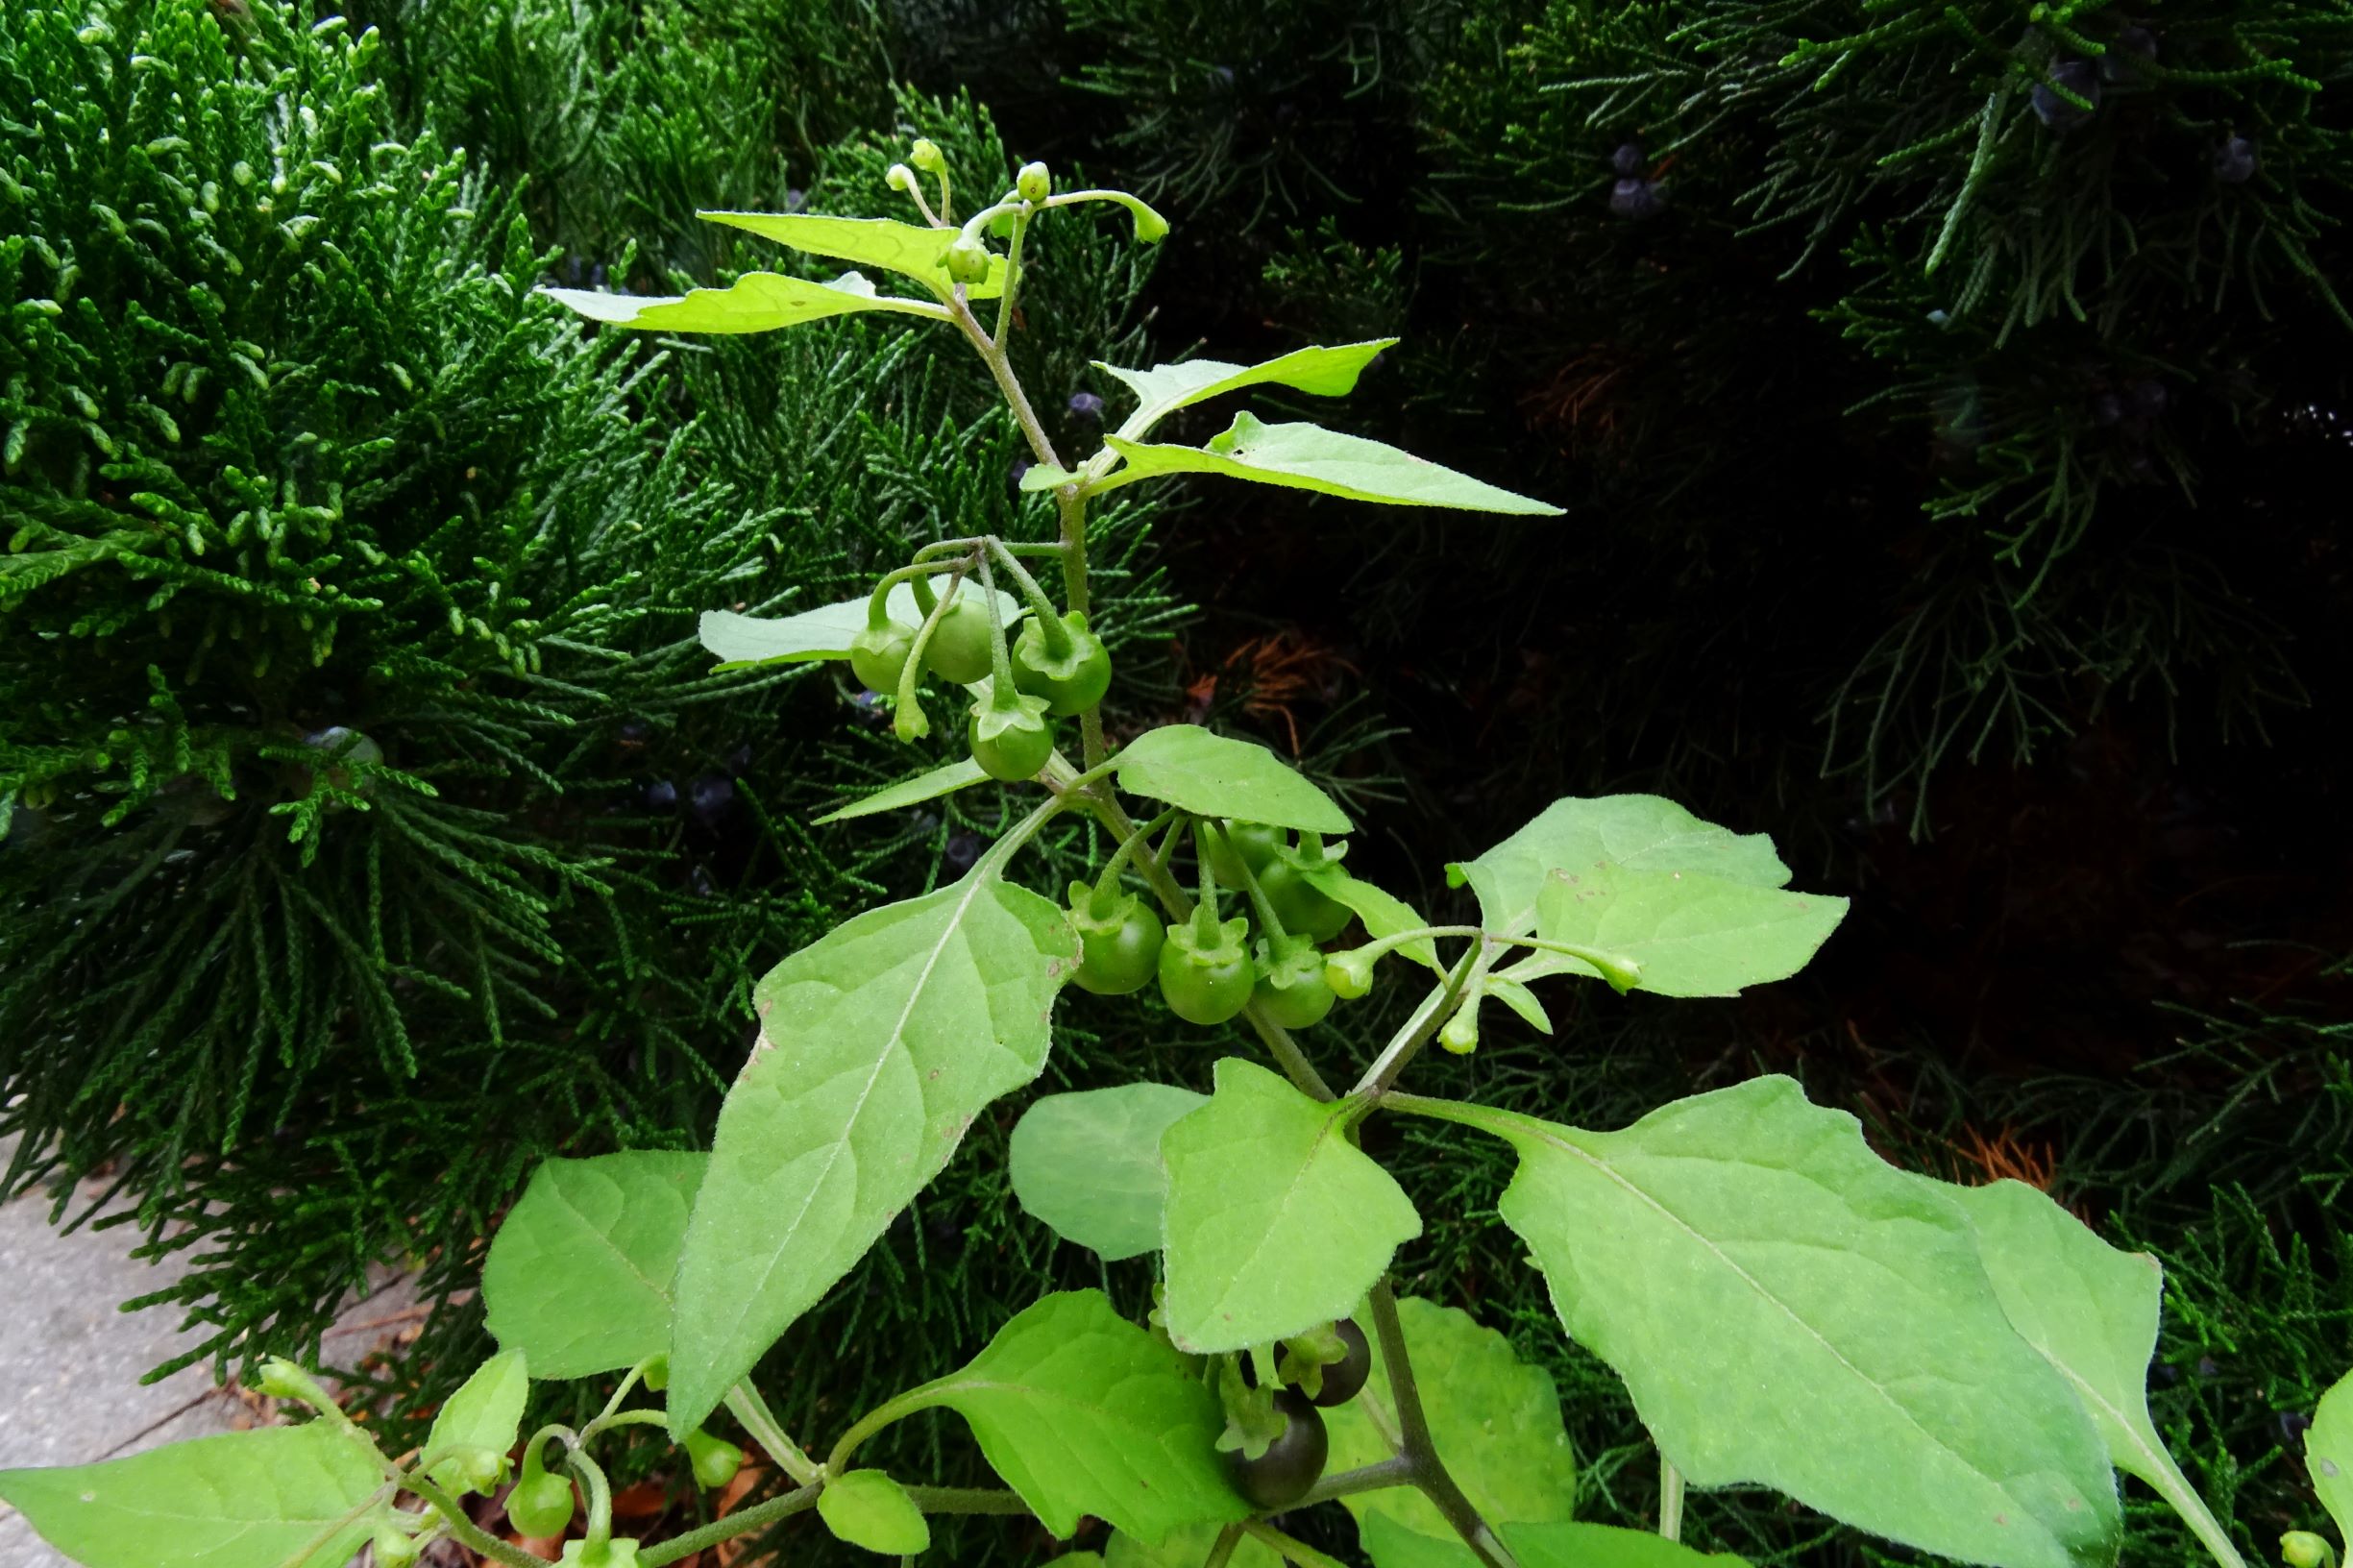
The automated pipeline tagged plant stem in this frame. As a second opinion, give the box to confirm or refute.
[634,1480,821,1568]
[395,1469,551,1568]
[1366,1283,1520,1568]
[725,1382,821,1487]
[567,1446,615,1548]
[1659,1457,1685,1543]
[2144,1445,2252,1568]
[903,1485,1033,1514]
[1297,1454,1416,1506]
[1245,1520,1353,1568]
[1353,945,1482,1097]
[1241,1001,1336,1101]
[1200,1524,1245,1568]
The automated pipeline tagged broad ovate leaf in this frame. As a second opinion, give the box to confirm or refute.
[1102,412,1560,515]
[700,581,1026,669]
[483,1151,705,1378]
[1360,1515,1750,1568]
[0,1424,386,1568]
[666,864,1078,1433]
[888,1290,1243,1544]
[1450,795,1791,939]
[702,210,1007,298]
[2302,1369,2353,1549]
[1527,861,1848,996]
[1160,1059,1420,1354]
[1111,724,1352,835]
[1323,1297,1578,1556]
[425,1348,529,1494]
[1098,339,1396,440]
[817,1470,932,1556]
[542,269,919,334]
[1010,1083,1208,1261]
[1453,1076,2120,1568]
[815,758,991,824]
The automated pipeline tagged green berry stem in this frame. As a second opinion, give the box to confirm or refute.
[866,558,965,628]
[982,537,1073,656]
[724,1383,821,1487]
[1243,1521,1353,1568]
[1353,943,1484,1098]
[566,1445,616,1551]
[634,1482,821,1568]
[385,1463,549,1568]
[993,205,1032,350]
[955,200,1022,255]
[888,163,944,229]
[1296,1454,1418,1507]
[1659,1457,1686,1544]
[894,562,971,742]
[1093,805,1181,910]
[973,551,1022,701]
[1225,836,1292,942]
[1364,1282,1521,1568]
[1038,187,1171,243]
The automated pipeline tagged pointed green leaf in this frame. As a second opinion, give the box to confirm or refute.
[701,211,1007,298]
[1322,1297,1578,1552]
[888,1290,1244,1544]
[2311,1372,2353,1548]
[1360,1515,1750,1568]
[1441,1077,2120,1568]
[1525,861,1848,996]
[1450,796,1791,940]
[817,1470,932,1556]
[700,582,1025,668]
[1161,1060,1421,1354]
[1106,1525,1280,1568]
[426,1348,529,1494]
[1111,725,1352,835]
[541,270,929,334]
[1102,412,1560,515]
[1010,1084,1208,1261]
[0,1424,386,1568]
[1298,865,1440,971]
[667,865,1079,1433]
[483,1151,705,1379]
[1098,339,1397,440]
[815,759,992,824]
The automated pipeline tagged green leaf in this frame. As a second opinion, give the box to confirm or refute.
[814,759,991,824]
[1010,1084,1208,1261]
[888,1290,1244,1544]
[2311,1372,2353,1548]
[1098,340,1397,440]
[1298,865,1440,971]
[482,1151,706,1379]
[1102,412,1560,515]
[1449,795,1791,940]
[1322,1297,1578,1551]
[425,1348,528,1494]
[1160,1059,1421,1355]
[1111,725,1352,835]
[699,582,1026,669]
[0,1424,387,1568]
[1359,1515,1750,1568]
[1106,1525,1280,1568]
[1454,1077,2120,1568]
[1526,861,1848,996]
[667,865,1079,1434]
[701,211,1008,298]
[817,1470,932,1556]
[541,270,925,334]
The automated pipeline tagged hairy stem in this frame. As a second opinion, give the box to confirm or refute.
[903,1485,1034,1515]
[1297,1453,1417,1506]
[1353,945,1482,1097]
[1200,1524,1245,1568]
[395,1469,551,1568]
[1245,1520,1353,1568]
[1659,1457,1685,1543]
[1367,1283,1519,1568]
[634,1481,821,1568]
[725,1382,821,1487]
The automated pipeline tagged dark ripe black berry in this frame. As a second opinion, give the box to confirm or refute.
[2216,135,2257,184]
[944,832,983,871]
[644,779,679,812]
[2030,60,2099,131]
[1009,457,1033,498]
[1301,1320,1371,1408]
[2278,1410,2315,1445]
[689,772,736,822]
[2131,379,2169,417]
[1225,1389,1328,1511]
[1067,391,1105,423]
[2093,392,2124,427]
[1612,141,1645,178]
[2102,25,2157,83]
[1609,177,1665,220]
[784,188,807,213]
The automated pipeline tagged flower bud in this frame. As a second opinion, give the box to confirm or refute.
[1017,160,1052,203]
[944,235,992,283]
[2280,1532,2337,1568]
[910,138,944,172]
[885,162,917,193]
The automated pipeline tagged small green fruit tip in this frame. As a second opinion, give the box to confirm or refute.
[885,162,917,192]
[910,137,944,172]
[1017,160,1052,203]
[2280,1531,2336,1568]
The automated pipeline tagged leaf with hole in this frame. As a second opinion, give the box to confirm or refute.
[665,864,1077,1434]
[0,1424,387,1568]
[882,1290,1243,1543]
[1010,1083,1207,1261]
[701,211,1006,298]
[1111,725,1352,835]
[1160,1059,1420,1354]
[483,1151,705,1379]
[1322,1297,1578,1556]
[1101,412,1560,514]
[1434,1077,2120,1568]
[1097,339,1396,441]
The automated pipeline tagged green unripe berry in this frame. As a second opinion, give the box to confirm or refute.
[910,138,944,173]
[683,1430,747,1491]
[886,162,918,193]
[257,1358,335,1411]
[2280,1532,2336,1568]
[1017,160,1052,203]
[1325,951,1376,1000]
[923,592,997,685]
[945,235,992,284]
[1439,1002,1481,1055]
[507,1459,576,1538]
[373,1521,421,1568]
[848,618,918,694]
